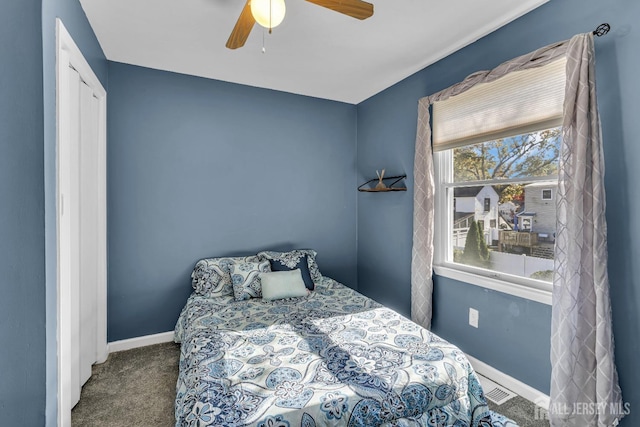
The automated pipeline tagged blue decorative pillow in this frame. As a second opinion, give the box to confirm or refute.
[191,255,260,298]
[231,260,271,301]
[267,254,315,290]
[257,249,322,285]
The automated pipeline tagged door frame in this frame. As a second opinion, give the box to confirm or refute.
[56,18,107,427]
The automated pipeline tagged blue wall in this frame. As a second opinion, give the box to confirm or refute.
[0,1,46,424]
[107,62,357,341]
[356,33,554,394]
[41,0,108,424]
[357,0,639,424]
[355,65,553,393]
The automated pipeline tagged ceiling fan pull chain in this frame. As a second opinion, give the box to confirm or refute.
[269,0,273,34]
[262,28,266,53]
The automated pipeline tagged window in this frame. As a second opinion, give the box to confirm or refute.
[432,58,566,300]
[435,128,560,294]
[519,215,533,231]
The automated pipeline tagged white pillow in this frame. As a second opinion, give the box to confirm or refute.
[259,269,309,301]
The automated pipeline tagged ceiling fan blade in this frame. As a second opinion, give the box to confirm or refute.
[226,0,255,49]
[305,0,374,20]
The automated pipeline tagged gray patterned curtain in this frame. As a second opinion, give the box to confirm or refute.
[411,98,435,329]
[550,32,624,427]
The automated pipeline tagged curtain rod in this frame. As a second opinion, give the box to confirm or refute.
[593,23,611,37]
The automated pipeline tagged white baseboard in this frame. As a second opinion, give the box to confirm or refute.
[466,354,550,409]
[107,331,175,354]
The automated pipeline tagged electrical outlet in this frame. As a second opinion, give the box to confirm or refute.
[469,308,479,328]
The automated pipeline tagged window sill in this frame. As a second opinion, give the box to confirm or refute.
[433,263,552,305]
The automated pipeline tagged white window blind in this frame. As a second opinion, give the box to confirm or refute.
[432,58,566,151]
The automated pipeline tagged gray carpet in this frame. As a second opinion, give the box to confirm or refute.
[488,396,550,427]
[72,342,550,426]
[72,342,180,426]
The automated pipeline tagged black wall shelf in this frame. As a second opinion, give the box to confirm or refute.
[358,174,407,192]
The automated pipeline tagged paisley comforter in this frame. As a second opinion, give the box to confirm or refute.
[174,277,514,427]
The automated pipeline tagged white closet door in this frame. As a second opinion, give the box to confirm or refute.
[67,67,83,407]
[64,69,101,405]
[79,82,99,386]
[57,19,107,426]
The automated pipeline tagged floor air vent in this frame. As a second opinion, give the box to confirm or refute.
[477,374,517,405]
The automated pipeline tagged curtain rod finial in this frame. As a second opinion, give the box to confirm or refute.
[593,23,611,37]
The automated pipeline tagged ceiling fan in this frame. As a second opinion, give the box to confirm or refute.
[226,0,374,49]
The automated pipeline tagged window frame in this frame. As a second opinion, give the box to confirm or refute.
[433,144,554,306]
[542,189,553,200]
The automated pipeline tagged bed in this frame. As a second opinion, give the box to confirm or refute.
[174,253,516,427]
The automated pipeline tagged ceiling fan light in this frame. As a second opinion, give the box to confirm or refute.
[251,0,286,29]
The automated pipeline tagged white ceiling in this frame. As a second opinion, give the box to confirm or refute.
[80,0,549,104]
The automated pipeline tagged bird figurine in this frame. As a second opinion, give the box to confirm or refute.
[375,169,387,190]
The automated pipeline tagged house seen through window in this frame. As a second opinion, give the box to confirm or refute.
[445,127,561,283]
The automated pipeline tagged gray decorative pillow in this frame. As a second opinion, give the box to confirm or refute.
[257,249,322,283]
[260,270,309,301]
[231,260,271,301]
[191,255,260,298]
